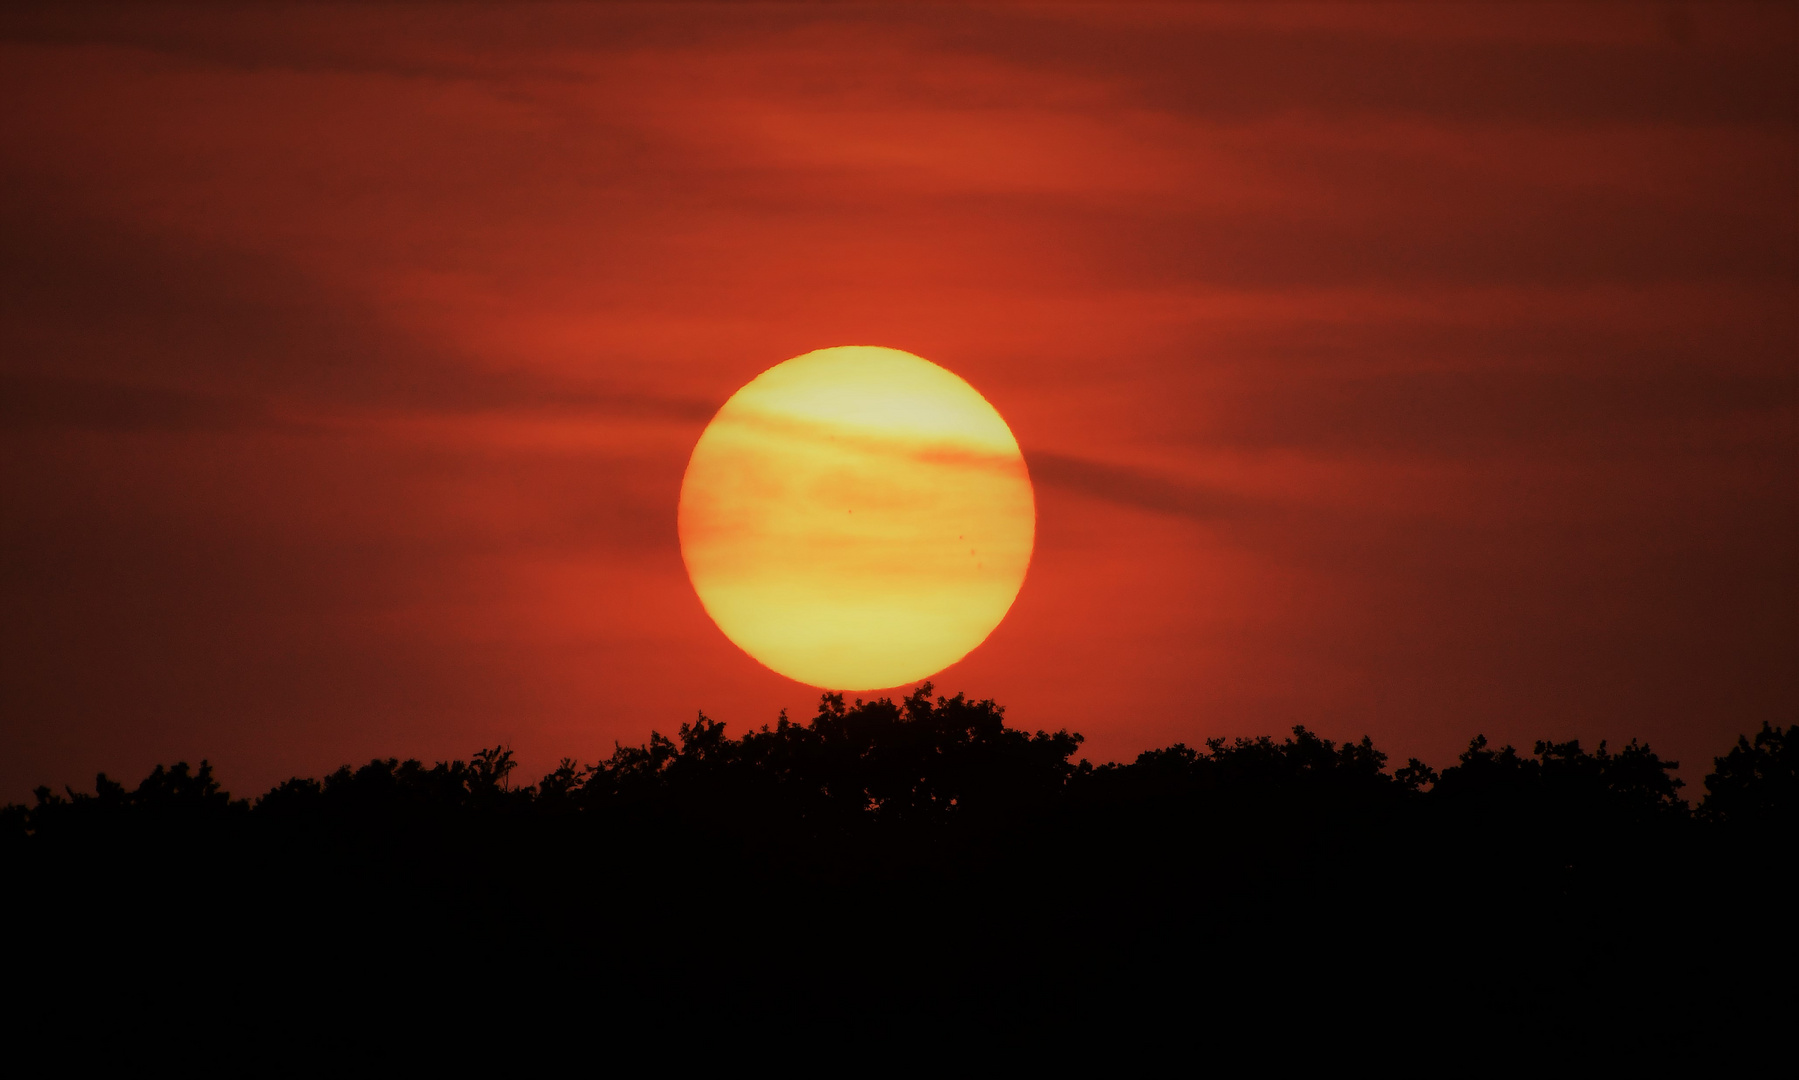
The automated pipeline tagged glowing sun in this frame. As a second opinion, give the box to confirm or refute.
[678,346,1035,690]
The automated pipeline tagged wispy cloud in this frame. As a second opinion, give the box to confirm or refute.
[1027,452,1247,521]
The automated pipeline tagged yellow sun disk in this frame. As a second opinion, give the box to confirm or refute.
[677,346,1035,690]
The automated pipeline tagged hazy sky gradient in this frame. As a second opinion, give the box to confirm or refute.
[2,2,1793,799]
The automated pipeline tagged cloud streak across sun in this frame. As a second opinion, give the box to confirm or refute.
[679,347,1034,690]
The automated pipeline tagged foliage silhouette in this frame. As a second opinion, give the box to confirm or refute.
[4,691,1792,1045]
[1700,721,1798,829]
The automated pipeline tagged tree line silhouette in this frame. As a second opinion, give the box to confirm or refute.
[5,686,1792,1045]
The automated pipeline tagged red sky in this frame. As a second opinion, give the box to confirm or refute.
[3,2,1794,800]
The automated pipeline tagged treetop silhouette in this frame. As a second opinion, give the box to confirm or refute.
[7,687,1785,850]
[4,689,1792,1043]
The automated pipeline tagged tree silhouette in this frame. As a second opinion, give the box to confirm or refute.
[1700,721,1797,828]
[4,692,1793,1043]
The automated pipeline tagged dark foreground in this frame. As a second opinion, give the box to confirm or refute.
[7,688,1794,1054]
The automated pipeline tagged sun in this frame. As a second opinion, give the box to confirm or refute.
[677,346,1035,690]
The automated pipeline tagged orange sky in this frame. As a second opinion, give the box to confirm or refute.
[2,2,1794,800]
